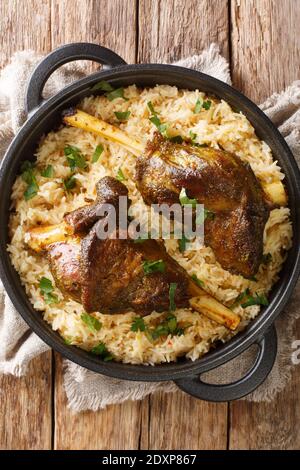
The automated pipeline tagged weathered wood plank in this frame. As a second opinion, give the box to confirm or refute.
[0,352,52,450]
[54,354,147,450]
[138,0,229,63]
[0,0,52,451]
[141,390,228,450]
[0,0,51,68]
[52,0,145,450]
[138,0,229,450]
[231,0,300,103]
[230,0,300,449]
[51,0,137,67]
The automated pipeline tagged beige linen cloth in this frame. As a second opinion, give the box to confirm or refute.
[0,44,299,411]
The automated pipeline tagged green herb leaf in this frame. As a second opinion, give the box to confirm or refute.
[195,207,215,225]
[191,274,204,288]
[131,317,146,332]
[21,161,39,200]
[194,98,203,113]
[169,135,183,144]
[63,175,77,191]
[166,314,177,333]
[64,337,73,345]
[106,87,128,101]
[41,165,54,178]
[241,293,269,308]
[92,144,104,163]
[64,145,87,171]
[114,110,131,121]
[24,180,39,201]
[178,234,190,253]
[39,277,58,305]
[203,100,212,110]
[116,167,127,182]
[81,313,102,333]
[189,130,197,143]
[91,342,113,361]
[91,80,114,92]
[262,253,272,265]
[179,188,197,208]
[169,282,177,311]
[147,101,157,116]
[143,259,166,275]
[150,115,168,135]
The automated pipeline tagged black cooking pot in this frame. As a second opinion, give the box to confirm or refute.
[1,43,299,402]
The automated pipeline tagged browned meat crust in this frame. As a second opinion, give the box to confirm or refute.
[64,176,129,234]
[135,133,269,277]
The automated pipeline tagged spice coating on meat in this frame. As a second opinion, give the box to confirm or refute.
[80,227,189,314]
[135,133,270,277]
[64,176,129,234]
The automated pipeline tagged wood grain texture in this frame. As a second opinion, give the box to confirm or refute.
[51,0,137,67]
[54,354,147,450]
[138,0,229,63]
[140,391,227,450]
[229,0,300,450]
[229,320,300,449]
[137,0,229,451]
[0,0,51,68]
[0,352,52,450]
[231,0,300,103]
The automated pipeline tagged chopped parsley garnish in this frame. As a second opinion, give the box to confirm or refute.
[131,317,146,332]
[191,274,204,288]
[179,188,197,208]
[150,115,168,135]
[169,282,177,311]
[114,110,131,121]
[116,167,127,182]
[178,234,190,252]
[91,342,113,361]
[81,313,102,333]
[91,80,114,92]
[63,175,77,191]
[189,130,197,143]
[143,259,166,275]
[106,87,128,101]
[64,337,73,345]
[148,314,183,341]
[194,98,203,113]
[147,102,168,135]
[231,288,269,309]
[147,101,157,116]
[39,277,58,305]
[262,253,272,265]
[64,145,87,171]
[91,80,127,101]
[91,144,104,163]
[169,135,184,143]
[202,100,212,110]
[195,207,215,225]
[21,160,39,200]
[41,165,54,178]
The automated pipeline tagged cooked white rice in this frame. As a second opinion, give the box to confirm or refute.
[8,85,292,364]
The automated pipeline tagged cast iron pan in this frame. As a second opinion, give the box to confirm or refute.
[0,43,299,402]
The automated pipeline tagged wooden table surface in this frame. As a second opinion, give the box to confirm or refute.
[0,0,299,450]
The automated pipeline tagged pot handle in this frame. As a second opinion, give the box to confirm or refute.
[26,42,127,114]
[174,324,277,402]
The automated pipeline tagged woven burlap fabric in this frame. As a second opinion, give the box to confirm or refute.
[0,44,299,411]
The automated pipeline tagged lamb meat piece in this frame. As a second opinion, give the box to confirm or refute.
[64,176,129,234]
[47,240,82,302]
[135,133,270,277]
[80,225,189,314]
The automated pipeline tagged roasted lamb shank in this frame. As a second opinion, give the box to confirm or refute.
[26,177,239,329]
